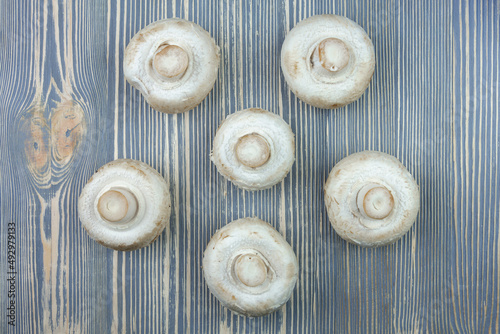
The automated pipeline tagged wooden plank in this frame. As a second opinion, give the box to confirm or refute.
[451,0,500,332]
[0,0,498,333]
[0,0,112,333]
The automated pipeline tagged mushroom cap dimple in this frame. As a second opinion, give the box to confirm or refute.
[124,18,220,114]
[211,108,295,191]
[324,151,420,247]
[202,217,299,317]
[281,14,375,109]
[78,159,172,251]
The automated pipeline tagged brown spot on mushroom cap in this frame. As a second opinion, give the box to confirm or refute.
[292,62,299,77]
[282,52,300,79]
[285,262,298,280]
[128,163,148,178]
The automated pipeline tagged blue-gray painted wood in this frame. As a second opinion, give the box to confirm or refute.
[0,0,498,333]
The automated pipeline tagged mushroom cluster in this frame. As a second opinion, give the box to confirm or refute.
[124,18,220,113]
[203,217,298,317]
[324,151,420,247]
[211,108,295,191]
[281,14,375,109]
[73,10,426,319]
[78,159,171,251]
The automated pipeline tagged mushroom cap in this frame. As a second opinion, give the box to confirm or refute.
[281,14,375,109]
[202,217,298,317]
[78,159,171,251]
[211,108,295,191]
[124,18,220,114]
[324,151,420,247]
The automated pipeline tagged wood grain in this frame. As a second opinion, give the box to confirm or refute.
[0,0,498,333]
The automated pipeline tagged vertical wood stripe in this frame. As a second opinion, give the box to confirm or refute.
[0,0,498,333]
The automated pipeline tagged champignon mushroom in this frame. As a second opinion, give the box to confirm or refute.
[78,159,171,251]
[124,18,220,113]
[211,108,295,191]
[324,151,420,247]
[281,14,375,109]
[203,217,298,317]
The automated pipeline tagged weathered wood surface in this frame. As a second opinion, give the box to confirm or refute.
[0,0,498,333]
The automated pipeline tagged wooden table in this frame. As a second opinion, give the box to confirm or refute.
[1,0,498,332]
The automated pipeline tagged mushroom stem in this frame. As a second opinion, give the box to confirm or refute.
[312,38,350,73]
[235,133,271,168]
[97,188,138,224]
[234,254,268,287]
[153,44,189,80]
[356,184,394,220]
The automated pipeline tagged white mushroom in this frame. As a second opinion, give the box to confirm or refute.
[211,108,295,191]
[202,217,298,317]
[124,18,220,114]
[281,14,375,109]
[78,159,171,251]
[324,151,420,247]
